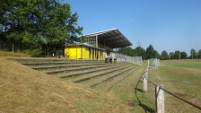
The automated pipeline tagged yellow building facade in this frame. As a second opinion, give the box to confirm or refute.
[64,44,104,60]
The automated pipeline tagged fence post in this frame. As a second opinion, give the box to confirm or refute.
[143,74,147,91]
[143,66,149,92]
[155,84,165,113]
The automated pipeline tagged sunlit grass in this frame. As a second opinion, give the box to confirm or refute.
[148,60,201,113]
[0,50,30,57]
[166,61,201,69]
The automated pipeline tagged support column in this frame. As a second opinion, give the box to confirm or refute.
[96,35,98,48]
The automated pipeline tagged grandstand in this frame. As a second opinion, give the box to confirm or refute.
[64,28,132,60]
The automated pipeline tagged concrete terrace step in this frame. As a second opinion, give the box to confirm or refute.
[73,64,133,83]
[89,66,135,88]
[31,63,105,71]
[45,64,110,75]
[9,58,104,64]
[90,67,137,90]
[92,66,138,90]
[58,63,128,79]
[9,58,105,67]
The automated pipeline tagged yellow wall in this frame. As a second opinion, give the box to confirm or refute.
[64,45,103,60]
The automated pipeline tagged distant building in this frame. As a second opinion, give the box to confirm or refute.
[64,28,132,60]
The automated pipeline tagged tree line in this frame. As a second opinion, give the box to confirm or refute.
[0,0,82,56]
[118,45,201,60]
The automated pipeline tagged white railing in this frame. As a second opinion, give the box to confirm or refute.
[148,58,160,69]
[115,53,143,65]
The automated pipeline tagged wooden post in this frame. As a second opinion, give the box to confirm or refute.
[155,84,165,113]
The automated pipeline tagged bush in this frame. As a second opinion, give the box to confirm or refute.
[25,48,42,57]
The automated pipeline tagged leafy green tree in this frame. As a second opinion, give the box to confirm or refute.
[174,50,180,59]
[145,45,158,59]
[190,49,197,59]
[160,50,169,60]
[133,46,145,59]
[0,0,83,56]
[169,52,174,59]
[198,49,201,59]
[180,51,187,59]
[118,47,134,56]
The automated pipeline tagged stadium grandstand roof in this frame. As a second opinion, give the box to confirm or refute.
[85,28,132,48]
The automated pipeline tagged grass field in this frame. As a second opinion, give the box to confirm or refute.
[148,60,201,113]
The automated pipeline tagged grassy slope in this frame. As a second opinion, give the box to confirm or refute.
[0,50,30,57]
[0,58,131,113]
[148,60,201,113]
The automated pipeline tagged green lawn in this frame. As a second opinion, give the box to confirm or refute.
[166,61,201,69]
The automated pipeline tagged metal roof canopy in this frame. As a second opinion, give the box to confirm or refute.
[64,43,105,50]
[85,28,132,48]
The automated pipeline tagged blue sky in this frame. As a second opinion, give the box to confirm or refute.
[64,0,201,55]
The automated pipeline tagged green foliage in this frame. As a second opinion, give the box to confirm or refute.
[0,0,83,56]
[133,46,146,59]
[198,49,201,59]
[145,45,159,59]
[174,50,180,59]
[118,47,134,56]
[189,49,198,59]
[169,52,174,59]
[160,50,169,60]
[25,48,42,57]
[180,51,187,59]
[118,45,160,60]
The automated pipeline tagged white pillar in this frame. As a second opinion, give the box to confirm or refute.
[143,75,147,91]
[156,84,165,113]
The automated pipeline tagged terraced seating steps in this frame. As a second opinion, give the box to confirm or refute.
[10,58,138,89]
[32,63,105,71]
[46,64,108,75]
[59,63,127,79]
[89,66,136,88]
[73,63,133,83]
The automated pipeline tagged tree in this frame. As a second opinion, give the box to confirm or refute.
[118,47,134,56]
[145,45,158,59]
[180,51,187,59]
[174,50,180,59]
[198,49,201,59]
[0,0,83,56]
[133,46,145,59]
[160,50,169,60]
[169,52,174,59]
[190,49,197,59]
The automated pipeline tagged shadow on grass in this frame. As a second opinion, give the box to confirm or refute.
[134,88,143,93]
[134,74,155,113]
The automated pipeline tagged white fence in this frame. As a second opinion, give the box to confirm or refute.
[148,58,160,69]
[115,53,143,65]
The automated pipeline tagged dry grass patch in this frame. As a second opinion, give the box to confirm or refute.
[0,50,30,57]
[0,58,130,113]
